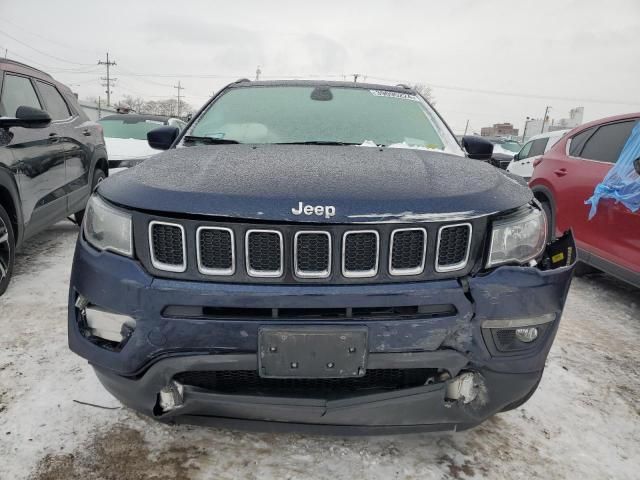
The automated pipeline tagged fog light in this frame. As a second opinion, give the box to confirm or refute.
[83,305,136,343]
[515,327,538,343]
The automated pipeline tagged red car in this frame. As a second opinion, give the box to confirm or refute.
[529,113,640,288]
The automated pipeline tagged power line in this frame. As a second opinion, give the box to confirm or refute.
[0,17,100,55]
[0,28,93,65]
[366,75,640,107]
[98,52,116,106]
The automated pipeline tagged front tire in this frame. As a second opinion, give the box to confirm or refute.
[0,204,16,297]
[74,168,106,225]
[540,200,554,241]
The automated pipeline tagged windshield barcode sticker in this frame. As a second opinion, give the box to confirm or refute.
[370,90,418,100]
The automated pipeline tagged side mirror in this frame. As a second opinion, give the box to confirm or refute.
[513,152,520,161]
[634,157,640,175]
[0,106,51,129]
[462,135,494,161]
[147,126,179,150]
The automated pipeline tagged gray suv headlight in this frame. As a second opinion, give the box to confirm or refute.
[487,206,547,268]
[83,195,133,257]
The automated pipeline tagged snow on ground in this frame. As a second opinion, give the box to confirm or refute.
[0,222,638,479]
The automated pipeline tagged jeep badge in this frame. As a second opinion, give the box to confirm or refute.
[291,201,336,219]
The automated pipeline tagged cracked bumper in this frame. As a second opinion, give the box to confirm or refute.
[69,233,574,431]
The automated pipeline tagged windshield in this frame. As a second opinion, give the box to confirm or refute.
[500,141,522,153]
[188,86,461,153]
[100,117,167,140]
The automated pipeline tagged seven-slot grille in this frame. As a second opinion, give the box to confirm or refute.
[436,223,472,272]
[148,222,474,279]
[149,221,186,272]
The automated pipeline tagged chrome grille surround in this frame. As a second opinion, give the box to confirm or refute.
[389,227,427,276]
[294,231,332,279]
[435,223,472,273]
[245,229,284,278]
[341,230,380,278]
[196,226,235,276]
[148,221,187,273]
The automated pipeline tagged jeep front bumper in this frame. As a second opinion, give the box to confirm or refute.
[68,232,575,433]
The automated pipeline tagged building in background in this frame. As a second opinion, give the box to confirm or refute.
[522,107,584,142]
[554,107,584,129]
[480,122,519,138]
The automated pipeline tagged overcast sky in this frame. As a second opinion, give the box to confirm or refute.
[1,0,639,134]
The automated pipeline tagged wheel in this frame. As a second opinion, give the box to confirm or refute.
[0,204,16,297]
[573,261,598,277]
[74,168,106,225]
[540,200,554,241]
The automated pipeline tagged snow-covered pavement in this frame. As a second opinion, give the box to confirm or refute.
[0,222,638,480]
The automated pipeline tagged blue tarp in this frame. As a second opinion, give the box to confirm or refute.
[586,120,640,219]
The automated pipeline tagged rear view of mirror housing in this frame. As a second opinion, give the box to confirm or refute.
[462,135,494,161]
[147,126,180,150]
[0,106,51,129]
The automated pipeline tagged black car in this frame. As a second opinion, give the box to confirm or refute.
[69,80,575,433]
[0,59,107,296]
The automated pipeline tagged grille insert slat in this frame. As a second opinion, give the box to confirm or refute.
[246,230,283,277]
[294,231,331,278]
[342,231,379,278]
[389,228,426,275]
[436,223,472,272]
[149,221,186,272]
[197,227,234,275]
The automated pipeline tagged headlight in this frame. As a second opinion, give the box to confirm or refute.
[487,207,546,268]
[83,195,133,257]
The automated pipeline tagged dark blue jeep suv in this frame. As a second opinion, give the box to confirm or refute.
[68,80,575,433]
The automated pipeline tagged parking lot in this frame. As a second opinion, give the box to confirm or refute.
[0,221,637,480]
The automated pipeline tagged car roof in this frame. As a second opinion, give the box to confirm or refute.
[527,129,570,142]
[564,112,640,137]
[0,58,75,95]
[99,114,171,122]
[0,58,52,78]
[228,79,417,94]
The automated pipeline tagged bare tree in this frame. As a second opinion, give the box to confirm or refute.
[412,84,436,105]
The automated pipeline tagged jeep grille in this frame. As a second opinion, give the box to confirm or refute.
[143,218,478,282]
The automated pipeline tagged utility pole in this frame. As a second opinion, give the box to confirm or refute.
[540,106,551,134]
[255,65,261,81]
[98,52,117,106]
[352,73,360,83]
[174,81,184,117]
[463,119,470,136]
[522,116,530,142]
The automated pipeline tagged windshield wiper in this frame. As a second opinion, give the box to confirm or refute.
[183,135,240,145]
[275,141,360,146]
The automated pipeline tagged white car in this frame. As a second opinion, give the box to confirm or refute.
[507,129,569,180]
[99,114,186,168]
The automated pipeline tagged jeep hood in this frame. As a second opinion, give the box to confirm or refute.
[98,144,532,223]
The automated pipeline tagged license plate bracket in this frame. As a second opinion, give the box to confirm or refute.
[258,326,368,379]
